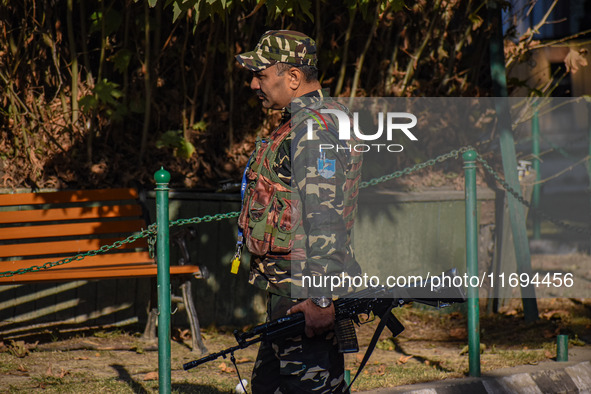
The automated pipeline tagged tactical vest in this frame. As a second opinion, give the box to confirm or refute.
[238,101,363,258]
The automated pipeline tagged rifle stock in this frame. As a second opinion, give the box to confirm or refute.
[184,268,466,371]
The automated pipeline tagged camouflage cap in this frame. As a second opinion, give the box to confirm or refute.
[236,30,317,71]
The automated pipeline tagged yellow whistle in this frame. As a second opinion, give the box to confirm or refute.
[230,257,240,274]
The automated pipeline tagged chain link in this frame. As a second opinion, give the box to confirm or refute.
[476,155,591,237]
[3,145,589,278]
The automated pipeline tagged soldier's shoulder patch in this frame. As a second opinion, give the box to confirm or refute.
[317,152,336,179]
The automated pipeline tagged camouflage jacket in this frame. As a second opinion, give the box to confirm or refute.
[243,89,362,298]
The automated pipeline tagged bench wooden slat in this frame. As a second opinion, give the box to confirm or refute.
[0,205,143,224]
[0,220,147,241]
[0,264,201,283]
[0,188,139,207]
[0,252,154,272]
[0,237,148,259]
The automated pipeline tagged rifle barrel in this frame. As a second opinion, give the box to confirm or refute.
[183,337,262,371]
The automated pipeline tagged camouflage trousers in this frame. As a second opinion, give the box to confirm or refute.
[251,293,348,394]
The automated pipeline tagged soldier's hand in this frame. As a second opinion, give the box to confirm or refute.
[287,299,335,338]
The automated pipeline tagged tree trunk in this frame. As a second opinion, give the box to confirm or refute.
[335,7,356,97]
[140,1,151,162]
[66,0,79,127]
[349,4,381,104]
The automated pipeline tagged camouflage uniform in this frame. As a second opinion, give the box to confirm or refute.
[236,30,362,393]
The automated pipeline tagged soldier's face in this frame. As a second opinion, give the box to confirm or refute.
[250,64,292,110]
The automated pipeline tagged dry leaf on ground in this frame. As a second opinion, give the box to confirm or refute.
[143,371,158,381]
[398,355,413,364]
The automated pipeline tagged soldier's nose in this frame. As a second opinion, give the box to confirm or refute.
[250,77,260,90]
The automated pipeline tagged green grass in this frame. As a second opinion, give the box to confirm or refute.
[93,329,126,339]
[483,348,549,368]
[21,376,143,393]
[0,354,19,374]
[353,362,457,390]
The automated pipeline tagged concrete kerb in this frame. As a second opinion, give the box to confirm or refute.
[359,346,591,394]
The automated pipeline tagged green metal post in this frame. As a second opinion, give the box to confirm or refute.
[463,150,480,377]
[557,334,569,362]
[532,108,541,240]
[488,0,538,321]
[155,168,171,394]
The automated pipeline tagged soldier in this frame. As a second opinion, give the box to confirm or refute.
[235,30,362,393]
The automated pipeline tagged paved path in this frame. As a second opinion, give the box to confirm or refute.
[359,346,591,393]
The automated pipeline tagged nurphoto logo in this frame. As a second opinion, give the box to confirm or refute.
[307,108,418,153]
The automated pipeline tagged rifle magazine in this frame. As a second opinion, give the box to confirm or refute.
[334,318,359,353]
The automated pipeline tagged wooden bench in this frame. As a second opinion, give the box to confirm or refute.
[0,188,207,353]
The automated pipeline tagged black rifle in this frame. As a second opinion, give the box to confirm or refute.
[183,268,466,372]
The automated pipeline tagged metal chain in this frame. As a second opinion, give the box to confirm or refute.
[147,232,157,259]
[476,155,591,236]
[169,212,240,227]
[0,212,241,278]
[359,146,473,188]
[0,224,157,278]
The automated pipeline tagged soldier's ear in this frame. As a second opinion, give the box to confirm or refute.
[287,67,303,89]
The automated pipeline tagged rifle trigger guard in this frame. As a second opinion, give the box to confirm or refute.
[359,313,374,325]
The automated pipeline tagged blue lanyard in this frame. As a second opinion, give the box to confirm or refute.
[236,163,249,247]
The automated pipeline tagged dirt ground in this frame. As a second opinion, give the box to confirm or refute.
[1,254,591,393]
